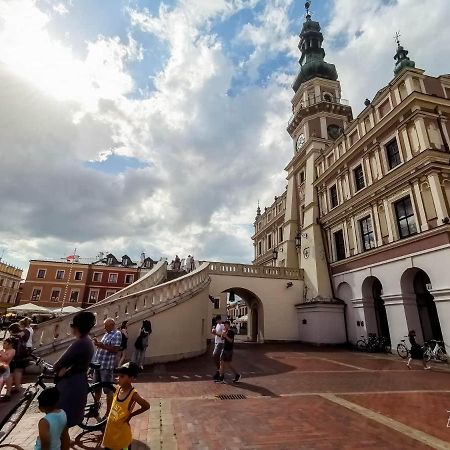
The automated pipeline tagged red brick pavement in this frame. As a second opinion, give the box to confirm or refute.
[2,343,449,449]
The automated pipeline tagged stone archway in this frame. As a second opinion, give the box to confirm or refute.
[361,276,390,342]
[401,268,443,342]
[223,287,264,343]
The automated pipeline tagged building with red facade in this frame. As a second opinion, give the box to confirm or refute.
[20,253,156,309]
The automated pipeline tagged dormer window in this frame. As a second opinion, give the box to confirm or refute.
[107,257,113,265]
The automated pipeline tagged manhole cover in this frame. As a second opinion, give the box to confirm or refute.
[216,394,247,400]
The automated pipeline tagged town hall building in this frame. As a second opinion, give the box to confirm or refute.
[252,3,450,351]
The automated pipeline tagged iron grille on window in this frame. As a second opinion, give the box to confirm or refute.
[395,197,417,238]
[386,139,401,169]
[354,165,365,191]
[360,216,376,251]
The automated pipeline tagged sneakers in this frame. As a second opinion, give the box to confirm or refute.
[233,374,241,383]
[213,371,220,381]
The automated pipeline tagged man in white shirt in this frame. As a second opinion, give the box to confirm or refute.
[211,315,224,381]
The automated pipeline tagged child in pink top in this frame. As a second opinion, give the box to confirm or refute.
[0,338,16,400]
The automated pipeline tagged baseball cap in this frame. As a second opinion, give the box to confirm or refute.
[114,362,140,377]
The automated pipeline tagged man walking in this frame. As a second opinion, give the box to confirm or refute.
[211,315,224,381]
[93,318,122,413]
[216,320,240,384]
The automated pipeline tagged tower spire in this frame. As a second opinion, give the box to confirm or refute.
[394,31,416,75]
[292,1,338,92]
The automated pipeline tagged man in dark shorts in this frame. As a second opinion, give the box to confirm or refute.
[216,320,240,384]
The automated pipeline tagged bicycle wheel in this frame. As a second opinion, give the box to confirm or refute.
[423,347,432,362]
[356,340,367,352]
[79,382,116,431]
[436,347,448,362]
[0,392,35,444]
[396,343,409,359]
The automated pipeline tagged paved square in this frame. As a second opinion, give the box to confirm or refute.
[2,343,450,449]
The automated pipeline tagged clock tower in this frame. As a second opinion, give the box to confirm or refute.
[282,2,353,302]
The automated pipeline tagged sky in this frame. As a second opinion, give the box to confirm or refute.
[1,0,450,272]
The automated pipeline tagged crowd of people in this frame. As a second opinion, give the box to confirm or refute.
[0,312,152,450]
[0,311,245,449]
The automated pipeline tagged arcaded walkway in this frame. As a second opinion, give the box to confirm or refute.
[4,343,450,449]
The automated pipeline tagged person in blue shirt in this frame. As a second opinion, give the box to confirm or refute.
[35,387,69,450]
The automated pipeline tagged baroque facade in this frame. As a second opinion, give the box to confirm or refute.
[252,7,450,351]
[0,261,23,313]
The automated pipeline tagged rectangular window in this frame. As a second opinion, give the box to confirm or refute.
[0,279,3,286]
[334,230,346,261]
[267,234,272,250]
[354,165,365,191]
[56,270,65,280]
[74,271,83,281]
[88,289,99,303]
[92,272,102,282]
[50,289,61,302]
[329,185,338,208]
[37,269,46,279]
[31,288,41,301]
[105,290,116,298]
[279,227,284,243]
[258,241,262,256]
[360,216,376,251]
[108,273,118,283]
[69,290,79,303]
[386,138,401,169]
[395,197,417,238]
[125,274,134,284]
[7,295,12,303]
[299,171,305,183]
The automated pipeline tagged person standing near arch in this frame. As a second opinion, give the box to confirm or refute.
[211,314,224,381]
[406,330,430,370]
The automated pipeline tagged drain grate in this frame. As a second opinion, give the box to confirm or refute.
[216,394,247,400]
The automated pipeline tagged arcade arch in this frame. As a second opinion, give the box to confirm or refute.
[223,287,264,343]
[400,268,443,342]
[361,276,391,343]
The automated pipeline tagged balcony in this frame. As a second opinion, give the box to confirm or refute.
[287,94,352,133]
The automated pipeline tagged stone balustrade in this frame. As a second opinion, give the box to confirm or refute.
[34,262,211,354]
[101,260,167,303]
[208,262,302,280]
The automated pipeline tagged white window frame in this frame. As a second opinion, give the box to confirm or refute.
[88,289,99,303]
[381,133,403,173]
[50,288,61,302]
[74,271,83,281]
[355,210,376,252]
[105,290,116,298]
[108,273,118,283]
[351,160,366,193]
[92,272,102,282]
[31,287,42,301]
[125,274,134,284]
[328,184,339,210]
[55,270,65,280]
[388,188,419,241]
[36,268,47,279]
[330,224,347,261]
[69,289,80,303]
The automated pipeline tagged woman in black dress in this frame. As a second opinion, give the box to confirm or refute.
[407,330,430,370]
[53,311,96,427]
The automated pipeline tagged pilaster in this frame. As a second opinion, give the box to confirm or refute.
[427,172,449,222]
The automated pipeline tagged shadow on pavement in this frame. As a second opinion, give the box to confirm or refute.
[0,445,25,450]
[232,381,279,398]
[138,343,308,382]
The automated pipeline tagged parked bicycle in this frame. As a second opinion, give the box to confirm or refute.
[396,336,410,359]
[423,340,448,363]
[0,353,115,444]
[356,334,391,353]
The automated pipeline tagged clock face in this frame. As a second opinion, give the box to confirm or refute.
[327,124,343,140]
[296,133,305,152]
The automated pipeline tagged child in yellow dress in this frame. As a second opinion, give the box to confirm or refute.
[102,362,150,450]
